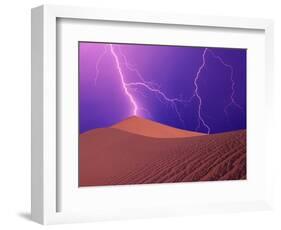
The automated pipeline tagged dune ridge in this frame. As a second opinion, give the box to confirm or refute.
[111,116,205,138]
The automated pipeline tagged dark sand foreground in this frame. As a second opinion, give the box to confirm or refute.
[79,117,246,186]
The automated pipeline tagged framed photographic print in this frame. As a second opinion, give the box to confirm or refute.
[78,42,247,187]
[31,5,274,224]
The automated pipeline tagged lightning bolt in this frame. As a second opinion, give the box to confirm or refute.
[193,48,211,134]
[96,44,186,127]
[117,46,185,126]
[117,46,160,89]
[94,44,243,134]
[207,49,244,114]
[191,48,244,134]
[109,44,139,115]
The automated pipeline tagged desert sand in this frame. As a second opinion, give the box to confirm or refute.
[79,117,246,186]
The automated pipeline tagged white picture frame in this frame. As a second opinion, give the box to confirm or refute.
[31,4,274,225]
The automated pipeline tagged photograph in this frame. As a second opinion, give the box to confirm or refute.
[78,42,247,187]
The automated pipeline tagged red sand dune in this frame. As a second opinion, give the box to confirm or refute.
[111,116,204,138]
[79,117,246,187]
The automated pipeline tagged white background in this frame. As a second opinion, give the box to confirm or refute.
[0,0,280,229]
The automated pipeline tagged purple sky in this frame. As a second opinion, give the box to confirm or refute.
[79,42,246,134]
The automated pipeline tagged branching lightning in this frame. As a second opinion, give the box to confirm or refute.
[207,49,244,114]
[109,44,139,115]
[93,44,243,134]
[191,48,243,134]
[125,81,185,126]
[96,44,186,127]
[193,48,211,134]
[117,46,160,89]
